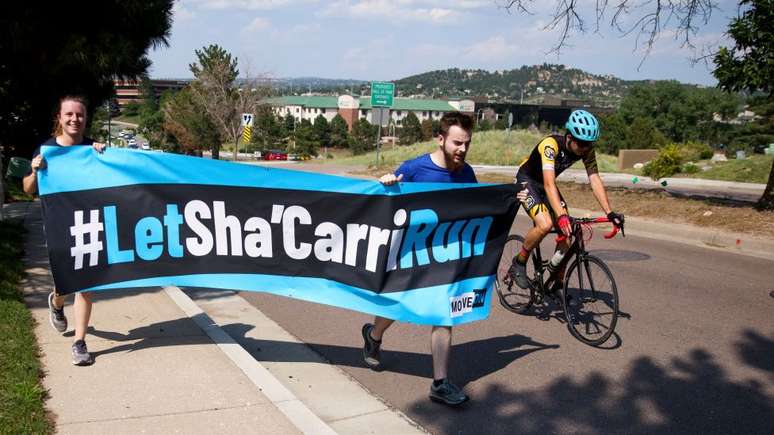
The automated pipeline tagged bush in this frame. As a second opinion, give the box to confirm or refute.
[682,162,700,174]
[642,144,682,180]
[121,101,141,117]
[677,141,713,161]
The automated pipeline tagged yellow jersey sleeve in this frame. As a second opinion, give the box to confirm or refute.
[537,137,559,172]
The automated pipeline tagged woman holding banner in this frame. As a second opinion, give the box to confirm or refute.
[23,95,106,366]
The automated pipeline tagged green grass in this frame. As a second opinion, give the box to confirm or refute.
[0,221,51,434]
[325,129,621,172]
[687,155,774,184]
[112,115,140,126]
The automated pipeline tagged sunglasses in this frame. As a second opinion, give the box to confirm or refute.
[575,139,593,149]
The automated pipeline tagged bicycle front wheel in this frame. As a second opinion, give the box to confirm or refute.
[495,235,534,314]
[563,255,619,346]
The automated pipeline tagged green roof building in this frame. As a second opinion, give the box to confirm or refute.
[263,94,474,131]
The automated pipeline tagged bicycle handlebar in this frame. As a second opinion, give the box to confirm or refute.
[555,215,625,243]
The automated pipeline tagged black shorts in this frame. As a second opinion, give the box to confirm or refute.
[515,172,567,219]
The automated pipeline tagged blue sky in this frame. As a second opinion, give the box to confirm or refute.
[147,0,739,85]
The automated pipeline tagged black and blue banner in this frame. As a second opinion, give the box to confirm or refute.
[39,146,520,325]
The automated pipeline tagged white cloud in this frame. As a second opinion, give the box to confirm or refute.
[188,0,294,10]
[322,0,468,25]
[463,35,518,62]
[172,2,196,23]
[243,16,272,33]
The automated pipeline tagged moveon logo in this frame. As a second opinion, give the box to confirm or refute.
[449,288,487,318]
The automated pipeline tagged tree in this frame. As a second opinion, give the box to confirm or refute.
[714,0,773,96]
[399,112,423,145]
[596,113,631,155]
[626,117,668,150]
[477,119,493,131]
[421,119,434,140]
[712,0,774,210]
[349,119,377,155]
[162,87,219,155]
[0,2,173,158]
[187,44,268,160]
[283,114,296,142]
[312,115,331,149]
[329,114,350,148]
[501,1,717,60]
[250,107,286,151]
[138,76,169,149]
[294,119,319,157]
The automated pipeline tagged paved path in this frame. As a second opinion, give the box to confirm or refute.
[241,216,774,434]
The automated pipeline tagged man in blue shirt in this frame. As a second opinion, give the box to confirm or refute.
[362,111,475,406]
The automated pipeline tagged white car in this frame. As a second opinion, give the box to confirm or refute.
[141,143,150,151]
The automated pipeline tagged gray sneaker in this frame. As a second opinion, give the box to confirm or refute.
[361,323,382,370]
[48,292,67,333]
[429,379,469,406]
[71,340,94,366]
[513,260,530,289]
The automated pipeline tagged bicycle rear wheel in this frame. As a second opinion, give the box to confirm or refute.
[495,235,535,314]
[562,255,619,346]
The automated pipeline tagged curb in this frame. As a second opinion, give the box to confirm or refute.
[570,207,774,262]
[164,286,337,435]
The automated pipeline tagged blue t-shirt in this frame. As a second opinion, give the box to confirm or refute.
[395,154,477,183]
[27,137,95,175]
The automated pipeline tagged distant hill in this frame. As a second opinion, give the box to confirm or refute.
[265,64,695,107]
[393,64,653,106]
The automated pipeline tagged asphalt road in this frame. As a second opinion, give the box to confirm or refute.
[239,216,774,434]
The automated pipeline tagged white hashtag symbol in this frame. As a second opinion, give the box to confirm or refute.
[70,210,104,270]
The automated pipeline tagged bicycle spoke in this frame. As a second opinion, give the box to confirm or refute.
[563,256,619,346]
[495,235,535,314]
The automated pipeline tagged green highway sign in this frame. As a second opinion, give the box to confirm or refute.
[370,82,394,107]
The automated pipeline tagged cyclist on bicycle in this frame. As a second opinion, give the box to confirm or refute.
[513,109,623,289]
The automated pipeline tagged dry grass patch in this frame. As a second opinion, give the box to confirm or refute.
[479,173,774,239]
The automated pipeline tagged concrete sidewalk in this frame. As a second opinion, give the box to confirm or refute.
[15,201,306,434]
[9,201,422,435]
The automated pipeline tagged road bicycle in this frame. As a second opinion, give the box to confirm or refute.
[495,216,624,347]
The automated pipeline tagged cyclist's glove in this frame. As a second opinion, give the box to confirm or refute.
[557,214,572,236]
[607,211,625,229]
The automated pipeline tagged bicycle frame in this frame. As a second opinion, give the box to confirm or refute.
[528,217,622,295]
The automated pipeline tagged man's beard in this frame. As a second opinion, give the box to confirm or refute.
[444,147,465,170]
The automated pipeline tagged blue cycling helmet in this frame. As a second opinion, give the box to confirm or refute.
[565,109,599,142]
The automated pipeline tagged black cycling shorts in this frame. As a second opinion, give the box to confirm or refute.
[515,172,567,219]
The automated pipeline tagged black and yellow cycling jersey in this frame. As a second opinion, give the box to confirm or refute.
[516,135,598,218]
[517,134,598,182]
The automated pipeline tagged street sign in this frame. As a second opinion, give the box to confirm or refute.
[372,108,391,127]
[241,125,253,144]
[370,82,394,108]
[241,113,254,127]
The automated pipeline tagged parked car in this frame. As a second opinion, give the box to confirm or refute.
[127,139,138,149]
[140,143,151,151]
[263,150,288,161]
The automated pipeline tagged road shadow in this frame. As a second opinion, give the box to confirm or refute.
[736,329,774,376]
[220,322,558,383]
[407,341,774,434]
